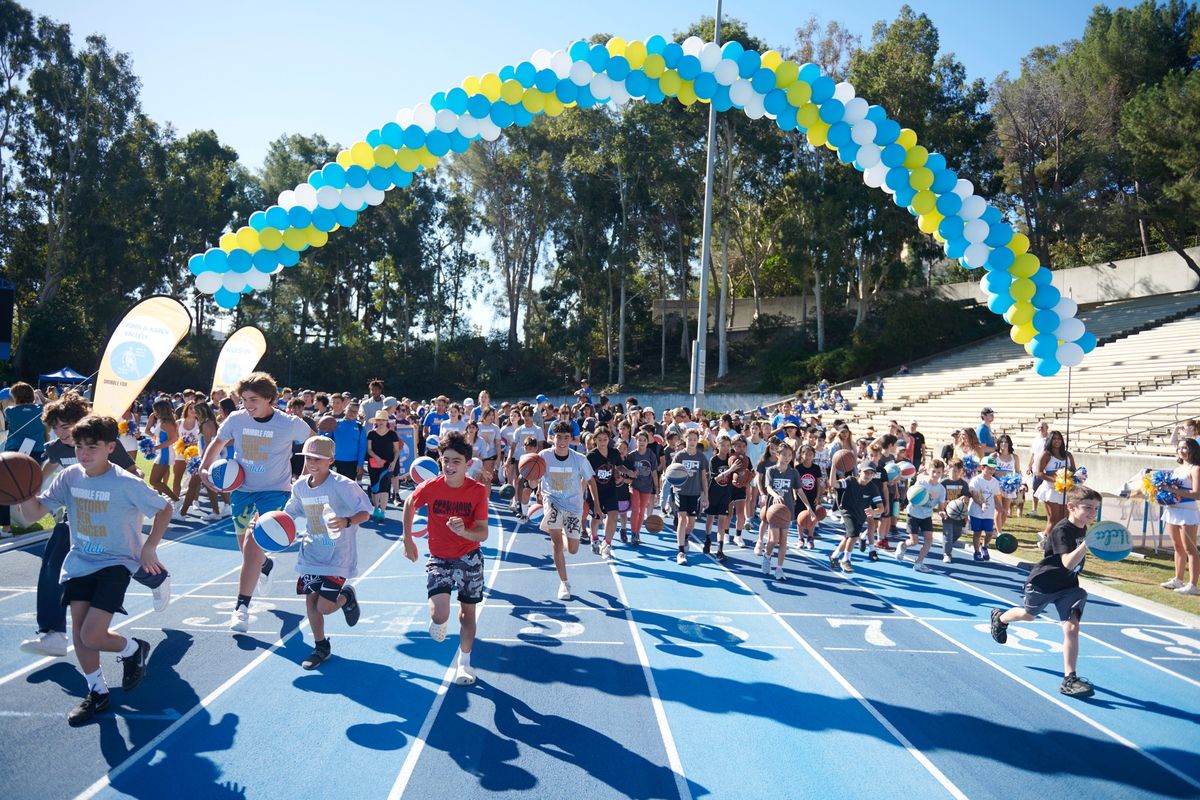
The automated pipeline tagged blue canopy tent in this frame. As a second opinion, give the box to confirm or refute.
[37,366,88,388]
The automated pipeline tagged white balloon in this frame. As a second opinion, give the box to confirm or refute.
[864,164,888,188]
[590,73,613,100]
[713,59,739,86]
[856,144,882,168]
[842,97,869,123]
[395,107,414,127]
[1056,342,1084,368]
[270,263,284,275]
[412,102,436,131]
[952,178,974,199]
[850,120,877,145]
[964,243,990,269]
[457,115,480,139]
[833,81,856,103]
[362,186,386,206]
[293,183,318,211]
[479,119,501,141]
[277,189,296,210]
[682,36,705,56]
[435,109,458,133]
[246,270,271,291]
[744,95,766,119]
[316,185,341,210]
[194,271,222,294]
[963,218,990,244]
[340,186,363,210]
[729,79,753,106]
[699,42,723,71]
[222,271,247,293]
[569,60,592,86]
[1053,297,1078,319]
[550,49,572,79]
[531,48,552,70]
[1055,316,1085,342]
[608,82,631,106]
[959,195,987,220]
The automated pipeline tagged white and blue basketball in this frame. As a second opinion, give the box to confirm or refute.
[253,510,297,552]
[897,461,917,479]
[526,503,544,526]
[1086,520,1132,562]
[907,484,929,507]
[408,507,429,538]
[410,456,439,484]
[209,458,244,491]
[663,463,689,488]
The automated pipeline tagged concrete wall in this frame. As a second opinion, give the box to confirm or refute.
[1075,451,1176,496]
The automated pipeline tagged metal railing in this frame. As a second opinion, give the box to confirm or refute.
[1080,394,1200,452]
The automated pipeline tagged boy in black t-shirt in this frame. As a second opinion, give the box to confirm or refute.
[990,485,1100,698]
[828,462,884,574]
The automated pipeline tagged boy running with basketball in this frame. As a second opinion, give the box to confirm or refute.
[18,415,172,725]
[404,431,490,685]
[538,421,600,600]
[991,485,1100,697]
[671,429,709,566]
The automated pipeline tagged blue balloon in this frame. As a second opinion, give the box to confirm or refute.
[277,247,300,268]
[930,169,958,193]
[880,143,907,168]
[320,165,346,191]
[866,104,886,123]
[737,50,760,78]
[228,248,253,273]
[837,142,859,163]
[402,125,426,149]
[1034,357,1061,377]
[425,130,450,157]
[810,75,835,104]
[1077,331,1097,354]
[333,205,358,227]
[556,79,579,104]
[819,98,845,124]
[893,187,916,208]
[490,102,515,128]
[775,105,798,130]
[389,166,413,187]
[365,129,383,148]
[944,237,968,259]
[936,192,963,216]
[721,41,744,60]
[468,93,492,118]
[429,92,447,111]
[533,69,556,94]
[511,106,534,128]
[938,215,964,240]
[981,205,1002,224]
[884,167,910,191]
[624,70,649,98]
[645,35,666,55]
[1031,333,1058,359]
[695,73,719,101]
[345,165,369,188]
[661,41,683,68]
[1032,309,1060,333]
[287,206,311,229]
[1031,269,1053,287]
[381,122,404,148]
[249,210,267,231]
[307,169,324,189]
[827,121,852,148]
[498,64,516,81]
[368,166,392,190]
[677,55,701,81]
[587,45,610,72]
[445,87,469,114]
[1032,283,1061,309]
[252,249,278,272]
[188,254,207,276]
[575,85,596,109]
[515,61,537,87]
[986,246,1015,271]
[448,130,471,153]
[983,271,1012,293]
[751,67,776,95]
[874,118,901,145]
[311,207,336,232]
[987,293,1015,314]
[925,153,947,172]
[798,62,821,83]
[985,222,1014,247]
[214,288,240,309]
[644,83,665,104]
[569,40,591,61]
[265,205,291,229]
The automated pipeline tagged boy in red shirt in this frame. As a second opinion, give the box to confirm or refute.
[403,431,490,685]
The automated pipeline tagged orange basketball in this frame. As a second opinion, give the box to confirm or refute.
[797,510,816,529]
[518,453,546,482]
[815,506,828,521]
[831,449,856,476]
[317,415,337,434]
[0,452,42,505]
[732,469,754,488]
[644,513,664,533]
[766,502,792,529]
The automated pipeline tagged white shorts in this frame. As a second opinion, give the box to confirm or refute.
[1162,503,1200,527]
[541,502,584,540]
[1034,480,1065,504]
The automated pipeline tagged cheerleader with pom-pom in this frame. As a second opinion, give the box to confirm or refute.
[177,401,222,520]
[146,399,180,508]
[170,401,201,498]
[1159,439,1200,596]
[1034,430,1075,547]
[993,434,1021,536]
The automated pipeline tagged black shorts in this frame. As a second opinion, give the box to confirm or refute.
[675,493,701,516]
[592,493,621,515]
[62,565,131,615]
[842,516,867,539]
[1022,585,1087,622]
[367,465,390,492]
[334,460,358,479]
[427,549,485,604]
[907,516,934,535]
[297,573,347,603]
[706,492,731,516]
[729,486,747,501]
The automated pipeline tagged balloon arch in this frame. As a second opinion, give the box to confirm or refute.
[187,35,1095,376]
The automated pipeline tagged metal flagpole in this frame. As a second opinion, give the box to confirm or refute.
[690,0,721,414]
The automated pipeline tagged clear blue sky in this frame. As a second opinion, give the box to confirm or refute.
[27,0,1129,172]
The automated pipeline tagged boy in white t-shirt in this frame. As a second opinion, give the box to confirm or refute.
[896,459,946,572]
[969,455,1002,561]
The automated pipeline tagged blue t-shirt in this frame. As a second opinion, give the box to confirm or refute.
[423,411,449,436]
[976,423,995,448]
[4,404,46,455]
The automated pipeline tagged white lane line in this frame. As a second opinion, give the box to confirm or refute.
[77,530,408,799]
[824,647,958,654]
[796,550,1200,793]
[487,637,626,645]
[607,561,693,800]
[386,512,516,800]
[685,536,968,800]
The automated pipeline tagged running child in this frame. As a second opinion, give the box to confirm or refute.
[625,430,659,546]
[829,462,884,573]
[794,444,823,550]
[969,455,1001,561]
[671,428,709,566]
[761,441,809,580]
[538,421,600,600]
[896,459,945,572]
[702,435,735,561]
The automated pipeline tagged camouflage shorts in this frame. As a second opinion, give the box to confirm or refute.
[426,548,485,604]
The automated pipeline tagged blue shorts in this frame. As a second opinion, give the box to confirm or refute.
[231,490,290,537]
[969,516,994,533]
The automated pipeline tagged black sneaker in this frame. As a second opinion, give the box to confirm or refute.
[702,538,712,555]
[1060,673,1094,698]
[580,532,591,545]
[302,641,331,670]
[631,533,640,546]
[68,691,110,726]
[990,609,1009,644]
[828,553,838,569]
[119,638,151,692]
[716,549,727,562]
[868,550,880,562]
[859,539,867,553]
[620,530,628,544]
[341,585,360,627]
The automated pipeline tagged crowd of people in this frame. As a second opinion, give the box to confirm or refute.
[5,370,1200,722]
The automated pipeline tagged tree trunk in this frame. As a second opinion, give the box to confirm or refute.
[1150,218,1200,281]
[1134,180,1151,258]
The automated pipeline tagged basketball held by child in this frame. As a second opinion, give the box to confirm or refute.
[907,484,929,507]
[317,416,337,434]
[518,453,546,482]
[732,469,754,488]
[253,510,298,552]
[525,504,544,526]
[408,507,429,537]
[831,449,856,476]
[766,502,792,529]
[644,512,664,532]
[663,463,690,488]
[209,458,245,492]
[1085,520,1133,561]
[946,496,970,521]
[409,456,439,484]
[0,452,43,505]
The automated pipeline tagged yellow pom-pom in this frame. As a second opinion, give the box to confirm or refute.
[1054,468,1075,493]
[118,420,129,434]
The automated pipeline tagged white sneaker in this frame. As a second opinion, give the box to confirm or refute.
[600,543,613,560]
[913,562,933,573]
[172,500,189,519]
[453,663,477,685]
[1160,577,1186,590]
[734,534,745,548]
[773,565,785,581]
[18,630,68,657]
[202,510,220,522]
[428,621,447,642]
[761,555,770,575]
[942,554,952,564]
[152,576,171,612]
[229,606,250,632]
[557,581,571,601]
[676,551,687,565]
[895,544,907,563]
[1174,583,1200,596]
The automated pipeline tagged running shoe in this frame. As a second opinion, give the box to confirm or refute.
[942,553,952,564]
[973,551,985,562]
[761,554,770,575]
[453,663,477,686]
[341,585,360,626]
[557,581,572,601]
[1160,577,1185,589]
[840,560,854,573]
[151,576,171,613]
[773,565,786,581]
[676,551,688,566]
[19,630,68,657]
[302,642,331,670]
[702,538,712,555]
[734,534,745,548]
[913,562,933,573]
[600,543,613,561]
[894,543,907,563]
[989,608,1009,644]
[229,606,250,633]
[1175,583,1200,596]
[119,638,151,692]
[868,550,880,562]
[68,691,110,726]
[631,533,641,546]
[981,545,991,561]
[1060,673,1094,698]
[591,537,601,555]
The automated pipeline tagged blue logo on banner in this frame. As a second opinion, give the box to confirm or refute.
[110,341,155,381]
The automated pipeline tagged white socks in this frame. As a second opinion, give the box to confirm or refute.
[458,649,471,667]
[118,637,138,658]
[84,668,108,694]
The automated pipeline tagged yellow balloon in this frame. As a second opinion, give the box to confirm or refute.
[1007,232,1030,256]
[896,128,918,149]
[796,102,821,128]
[774,60,799,88]
[235,226,260,253]
[395,148,420,171]
[659,70,682,96]
[522,89,545,114]
[786,81,812,107]
[917,211,942,234]
[350,141,375,169]
[911,190,937,215]
[307,226,328,248]
[1009,252,1040,278]
[903,145,929,169]
[543,94,565,116]
[1005,302,1034,326]
[282,228,308,251]
[625,40,647,69]
[480,73,503,102]
[806,121,830,147]
[1010,278,1036,302]
[1010,324,1036,345]
[258,227,283,250]
[606,36,627,56]
[501,79,524,105]
[418,147,440,169]
[219,232,237,252]
[678,80,697,105]
[760,50,783,70]
[373,145,396,168]
[461,75,481,95]
[643,53,666,78]
[335,149,353,169]
[908,167,934,191]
